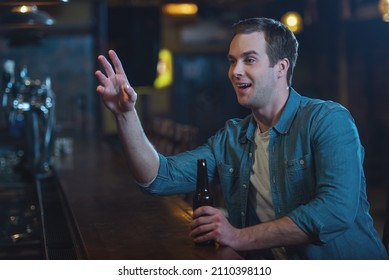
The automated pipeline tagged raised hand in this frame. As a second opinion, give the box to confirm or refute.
[95,50,137,115]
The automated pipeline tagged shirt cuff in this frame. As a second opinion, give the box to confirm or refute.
[136,176,157,188]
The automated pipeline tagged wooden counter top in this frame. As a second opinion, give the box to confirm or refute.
[53,137,242,260]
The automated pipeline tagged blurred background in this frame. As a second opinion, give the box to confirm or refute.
[0,0,388,259]
[1,0,388,183]
[1,0,389,182]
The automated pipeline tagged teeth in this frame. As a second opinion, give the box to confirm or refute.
[237,83,251,88]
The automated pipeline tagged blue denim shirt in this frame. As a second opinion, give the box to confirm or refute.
[144,88,388,260]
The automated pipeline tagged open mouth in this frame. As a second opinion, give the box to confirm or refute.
[236,83,252,89]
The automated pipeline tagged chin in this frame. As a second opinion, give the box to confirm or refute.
[237,99,251,109]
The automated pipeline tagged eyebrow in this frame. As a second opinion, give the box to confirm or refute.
[227,50,260,60]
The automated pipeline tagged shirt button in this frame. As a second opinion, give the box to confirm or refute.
[242,184,247,189]
[300,159,305,165]
[229,168,234,173]
[249,152,253,158]
[241,211,245,217]
[273,176,276,183]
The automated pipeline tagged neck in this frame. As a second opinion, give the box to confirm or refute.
[253,86,290,132]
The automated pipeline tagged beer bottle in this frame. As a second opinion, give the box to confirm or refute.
[192,159,214,246]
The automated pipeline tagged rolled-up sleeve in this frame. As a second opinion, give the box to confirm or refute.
[143,145,217,196]
[288,106,364,244]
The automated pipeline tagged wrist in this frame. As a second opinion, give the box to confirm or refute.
[230,228,248,251]
[233,226,262,251]
[115,109,136,123]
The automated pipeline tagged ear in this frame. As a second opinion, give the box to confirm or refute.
[276,58,290,80]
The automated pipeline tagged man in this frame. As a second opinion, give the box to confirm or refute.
[95,17,388,259]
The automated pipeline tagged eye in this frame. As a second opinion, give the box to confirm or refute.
[228,58,236,65]
[244,57,256,64]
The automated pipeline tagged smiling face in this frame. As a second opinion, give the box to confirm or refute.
[228,32,281,111]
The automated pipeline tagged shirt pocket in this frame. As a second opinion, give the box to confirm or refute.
[216,162,240,206]
[285,153,315,205]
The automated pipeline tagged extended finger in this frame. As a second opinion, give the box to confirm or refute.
[95,70,107,82]
[96,84,105,95]
[95,70,111,93]
[108,50,127,79]
[97,54,115,77]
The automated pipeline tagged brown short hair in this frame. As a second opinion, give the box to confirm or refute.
[232,17,299,86]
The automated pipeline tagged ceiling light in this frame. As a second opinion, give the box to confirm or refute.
[0,1,69,5]
[281,11,303,34]
[0,5,55,26]
[378,0,389,22]
[162,3,198,16]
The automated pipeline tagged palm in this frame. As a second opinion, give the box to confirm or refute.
[104,74,133,112]
[95,50,136,114]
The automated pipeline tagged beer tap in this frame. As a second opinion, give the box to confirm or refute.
[1,61,55,177]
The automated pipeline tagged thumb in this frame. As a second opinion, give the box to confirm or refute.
[122,83,136,102]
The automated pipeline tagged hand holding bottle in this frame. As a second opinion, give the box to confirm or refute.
[190,205,242,250]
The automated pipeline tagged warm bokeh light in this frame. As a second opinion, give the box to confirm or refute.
[162,3,198,16]
[0,1,68,4]
[281,11,304,34]
[378,0,389,22]
[12,5,37,13]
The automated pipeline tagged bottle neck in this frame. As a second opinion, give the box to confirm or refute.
[196,159,208,190]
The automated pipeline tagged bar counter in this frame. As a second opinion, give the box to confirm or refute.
[53,137,242,260]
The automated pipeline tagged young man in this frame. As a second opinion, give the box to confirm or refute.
[95,17,388,259]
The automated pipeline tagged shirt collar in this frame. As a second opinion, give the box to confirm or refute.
[242,88,301,142]
[240,115,257,143]
[273,88,301,135]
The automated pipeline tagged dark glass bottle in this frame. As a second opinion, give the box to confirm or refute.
[192,159,214,246]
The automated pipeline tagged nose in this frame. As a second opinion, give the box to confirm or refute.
[230,61,244,79]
